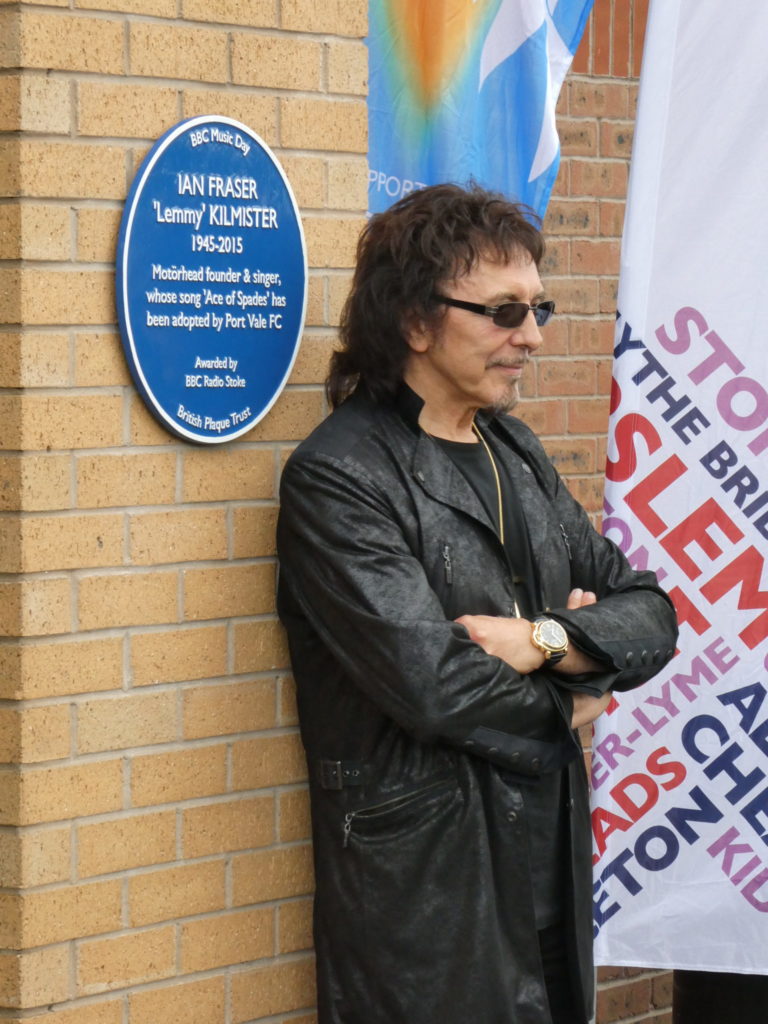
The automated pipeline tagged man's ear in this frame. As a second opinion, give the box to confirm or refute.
[403,316,433,354]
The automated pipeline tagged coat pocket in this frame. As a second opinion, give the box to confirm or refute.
[342,777,458,848]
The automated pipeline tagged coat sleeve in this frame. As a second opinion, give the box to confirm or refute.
[536,451,679,697]
[277,450,579,774]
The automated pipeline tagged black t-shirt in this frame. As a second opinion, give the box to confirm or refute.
[435,431,566,930]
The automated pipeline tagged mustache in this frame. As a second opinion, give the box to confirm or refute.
[486,356,529,369]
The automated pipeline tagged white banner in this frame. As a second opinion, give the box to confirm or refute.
[593,0,768,973]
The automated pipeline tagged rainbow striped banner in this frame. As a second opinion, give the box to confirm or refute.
[367,0,594,217]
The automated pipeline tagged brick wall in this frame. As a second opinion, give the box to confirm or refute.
[0,1,367,1020]
[0,0,672,1021]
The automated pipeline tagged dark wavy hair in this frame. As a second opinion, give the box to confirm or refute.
[326,182,544,407]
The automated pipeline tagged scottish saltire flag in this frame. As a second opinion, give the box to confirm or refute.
[594,0,768,974]
[367,0,594,217]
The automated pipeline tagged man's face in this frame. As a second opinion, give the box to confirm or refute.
[404,252,546,423]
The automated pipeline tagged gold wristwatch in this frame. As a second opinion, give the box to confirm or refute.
[531,617,569,665]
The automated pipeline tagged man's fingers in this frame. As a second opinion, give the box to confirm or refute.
[566,588,597,609]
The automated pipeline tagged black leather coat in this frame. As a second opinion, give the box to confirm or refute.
[277,385,678,1024]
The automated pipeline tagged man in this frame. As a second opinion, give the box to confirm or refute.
[277,183,678,1024]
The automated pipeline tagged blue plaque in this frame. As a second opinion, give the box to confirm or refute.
[116,116,308,443]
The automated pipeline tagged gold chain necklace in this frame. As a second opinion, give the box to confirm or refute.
[471,420,521,617]
[471,420,504,544]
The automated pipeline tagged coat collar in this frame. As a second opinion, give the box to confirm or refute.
[387,384,554,600]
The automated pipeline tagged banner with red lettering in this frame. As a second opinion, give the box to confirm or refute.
[592,0,768,973]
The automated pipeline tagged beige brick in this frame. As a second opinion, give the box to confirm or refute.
[327,157,368,212]
[247,389,325,441]
[78,81,179,139]
[129,508,227,565]
[129,859,225,927]
[4,512,124,573]
[77,452,175,509]
[129,975,226,1024]
[19,268,114,326]
[0,332,70,388]
[232,619,287,674]
[281,96,367,154]
[15,880,122,947]
[0,74,20,130]
[182,794,274,858]
[0,454,71,512]
[0,269,21,323]
[279,675,299,727]
[183,563,275,621]
[232,505,278,559]
[181,89,278,146]
[5,139,126,200]
[232,843,314,906]
[10,394,123,451]
[131,624,226,687]
[290,332,335,385]
[17,827,71,887]
[131,744,227,807]
[19,11,124,73]
[328,271,353,325]
[0,636,123,701]
[76,208,122,264]
[278,896,313,953]
[328,39,368,95]
[15,759,123,826]
[7,1001,123,1024]
[0,578,71,639]
[182,446,275,502]
[304,215,362,269]
[75,0,174,13]
[74,331,132,387]
[77,690,178,755]
[183,679,276,739]
[129,22,228,82]
[182,0,276,26]
[19,74,71,133]
[305,274,326,327]
[278,786,311,842]
[0,704,70,763]
[78,810,176,877]
[0,203,71,260]
[78,925,176,995]
[0,833,21,887]
[78,572,178,631]
[180,907,274,972]
[1,943,70,1009]
[232,732,307,791]
[232,34,321,91]
[278,155,325,209]
[282,0,367,35]
[231,956,316,1024]
[128,394,177,447]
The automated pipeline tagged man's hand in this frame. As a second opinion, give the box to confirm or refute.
[455,588,603,677]
[455,613,545,675]
[571,691,613,729]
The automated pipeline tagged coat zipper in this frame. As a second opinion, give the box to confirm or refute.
[442,544,453,584]
[342,778,451,848]
[559,523,572,561]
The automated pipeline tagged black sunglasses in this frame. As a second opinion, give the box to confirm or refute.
[434,295,556,328]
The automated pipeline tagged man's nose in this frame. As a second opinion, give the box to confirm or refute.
[510,309,543,349]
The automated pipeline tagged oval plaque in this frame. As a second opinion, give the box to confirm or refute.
[116,116,307,443]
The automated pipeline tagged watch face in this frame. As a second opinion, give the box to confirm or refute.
[540,620,567,648]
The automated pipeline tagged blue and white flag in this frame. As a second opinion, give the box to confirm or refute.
[367,0,594,217]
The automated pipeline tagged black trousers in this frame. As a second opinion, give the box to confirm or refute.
[674,970,768,1023]
[539,924,584,1024]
